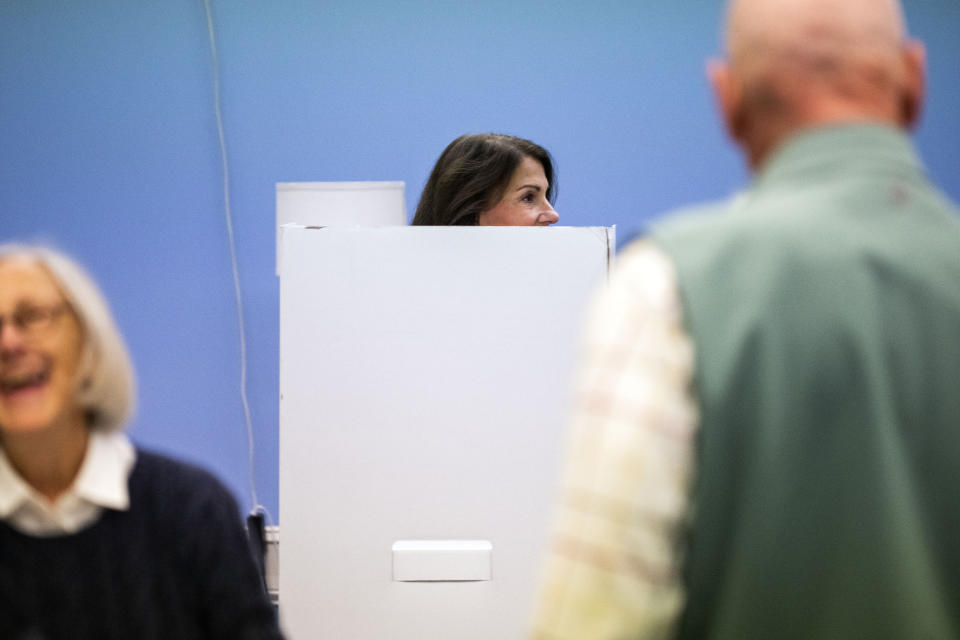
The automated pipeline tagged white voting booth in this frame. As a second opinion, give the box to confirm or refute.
[277,184,613,638]
[275,181,407,273]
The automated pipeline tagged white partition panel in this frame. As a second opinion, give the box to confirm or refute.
[279,226,612,639]
[275,181,406,273]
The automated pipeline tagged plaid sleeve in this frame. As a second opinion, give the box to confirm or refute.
[529,240,698,640]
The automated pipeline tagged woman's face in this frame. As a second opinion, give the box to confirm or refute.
[478,156,559,226]
[0,258,85,436]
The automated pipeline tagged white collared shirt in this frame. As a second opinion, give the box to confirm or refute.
[0,429,136,537]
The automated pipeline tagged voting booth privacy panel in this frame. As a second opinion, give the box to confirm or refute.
[275,181,407,273]
[279,224,613,638]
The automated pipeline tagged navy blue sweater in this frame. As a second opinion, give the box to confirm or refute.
[0,450,284,640]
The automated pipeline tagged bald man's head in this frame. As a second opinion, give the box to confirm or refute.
[710,0,925,169]
[726,0,905,74]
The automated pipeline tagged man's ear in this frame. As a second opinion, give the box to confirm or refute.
[707,59,744,142]
[899,40,926,130]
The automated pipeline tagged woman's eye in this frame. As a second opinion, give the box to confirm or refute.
[521,192,535,203]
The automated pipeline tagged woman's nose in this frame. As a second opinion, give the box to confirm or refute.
[0,320,26,353]
[538,206,559,226]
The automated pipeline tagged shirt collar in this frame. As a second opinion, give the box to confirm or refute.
[756,123,923,189]
[72,429,136,511]
[0,430,136,520]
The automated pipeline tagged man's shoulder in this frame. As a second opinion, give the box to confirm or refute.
[646,192,760,255]
[653,194,745,233]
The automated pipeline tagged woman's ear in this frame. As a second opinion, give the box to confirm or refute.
[75,342,97,398]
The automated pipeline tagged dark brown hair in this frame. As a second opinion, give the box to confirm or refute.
[411,134,556,226]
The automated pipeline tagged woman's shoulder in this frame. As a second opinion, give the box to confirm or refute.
[127,448,241,520]
[131,449,224,487]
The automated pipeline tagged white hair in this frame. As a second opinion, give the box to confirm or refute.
[0,244,136,432]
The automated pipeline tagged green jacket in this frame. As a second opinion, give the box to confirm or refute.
[652,124,960,640]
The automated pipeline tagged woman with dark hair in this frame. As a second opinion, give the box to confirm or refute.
[412,133,559,226]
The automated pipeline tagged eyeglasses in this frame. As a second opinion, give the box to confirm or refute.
[0,303,69,340]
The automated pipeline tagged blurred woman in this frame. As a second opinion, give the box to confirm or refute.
[412,133,559,226]
[0,244,283,640]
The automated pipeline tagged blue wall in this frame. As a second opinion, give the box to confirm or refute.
[2,1,958,520]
